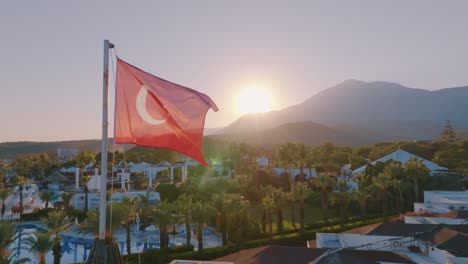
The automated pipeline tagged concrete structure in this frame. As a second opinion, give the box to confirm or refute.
[405,216,468,225]
[72,191,160,211]
[352,149,448,175]
[57,148,79,160]
[414,191,468,213]
[43,172,73,192]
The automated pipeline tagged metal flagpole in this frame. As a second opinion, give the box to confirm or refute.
[100,39,113,239]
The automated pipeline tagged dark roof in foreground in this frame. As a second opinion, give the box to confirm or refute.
[213,246,327,264]
[367,223,468,257]
[314,249,416,264]
[212,246,417,264]
[367,223,468,237]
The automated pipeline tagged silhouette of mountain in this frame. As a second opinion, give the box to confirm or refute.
[220,80,468,143]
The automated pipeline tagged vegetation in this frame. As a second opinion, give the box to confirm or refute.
[41,211,72,264]
[23,232,53,264]
[1,121,467,261]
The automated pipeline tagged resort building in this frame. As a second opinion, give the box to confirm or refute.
[414,191,468,213]
[352,149,448,176]
[71,190,160,211]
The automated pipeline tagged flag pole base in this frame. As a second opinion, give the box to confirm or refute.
[86,237,124,264]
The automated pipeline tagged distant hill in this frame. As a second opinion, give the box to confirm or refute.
[220,79,468,142]
[0,139,115,159]
[211,121,369,146]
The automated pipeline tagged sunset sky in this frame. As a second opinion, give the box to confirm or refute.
[1,1,468,142]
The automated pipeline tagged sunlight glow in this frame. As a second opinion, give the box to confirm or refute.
[237,86,272,115]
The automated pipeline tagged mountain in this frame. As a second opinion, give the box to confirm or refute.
[0,139,128,159]
[221,80,468,142]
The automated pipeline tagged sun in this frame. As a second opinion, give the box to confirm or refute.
[237,86,272,115]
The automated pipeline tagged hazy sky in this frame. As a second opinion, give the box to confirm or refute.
[1,1,468,142]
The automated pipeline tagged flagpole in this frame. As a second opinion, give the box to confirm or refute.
[99,39,113,240]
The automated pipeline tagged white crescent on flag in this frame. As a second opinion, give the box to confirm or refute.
[135,84,166,125]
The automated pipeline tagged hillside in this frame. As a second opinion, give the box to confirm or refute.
[221,80,468,141]
[0,139,112,159]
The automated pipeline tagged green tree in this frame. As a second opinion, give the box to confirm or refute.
[290,182,312,230]
[11,176,28,216]
[174,194,195,246]
[150,201,174,248]
[263,186,287,232]
[370,172,395,220]
[24,232,52,264]
[0,222,15,263]
[404,157,430,203]
[261,194,275,234]
[39,191,54,210]
[119,197,139,255]
[439,120,457,145]
[41,210,71,264]
[333,180,351,225]
[311,173,336,225]
[191,201,216,253]
[0,188,11,218]
[277,142,297,178]
[59,192,74,209]
[211,192,229,245]
[294,143,309,181]
[352,189,370,218]
[75,151,95,213]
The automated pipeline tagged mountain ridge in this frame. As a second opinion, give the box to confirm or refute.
[220,80,468,140]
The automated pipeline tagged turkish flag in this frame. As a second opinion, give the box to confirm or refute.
[114,59,218,166]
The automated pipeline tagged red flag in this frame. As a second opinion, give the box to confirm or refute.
[114,59,218,166]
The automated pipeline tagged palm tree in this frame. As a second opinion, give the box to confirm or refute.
[12,176,28,216]
[23,232,52,264]
[39,191,54,210]
[137,192,151,207]
[59,192,74,209]
[0,222,16,263]
[120,197,138,255]
[311,173,336,225]
[270,187,287,232]
[174,194,195,246]
[150,201,174,248]
[286,190,297,229]
[191,201,215,253]
[370,172,396,220]
[334,180,351,225]
[41,210,71,264]
[295,143,308,181]
[290,182,312,230]
[278,142,296,178]
[211,192,228,245]
[352,189,370,218]
[0,188,11,218]
[261,194,275,234]
[404,157,430,203]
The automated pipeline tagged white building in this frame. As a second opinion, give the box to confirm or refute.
[414,191,468,213]
[352,149,448,176]
[72,191,160,211]
[57,148,79,160]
